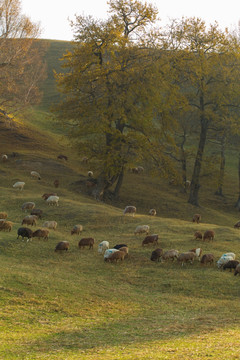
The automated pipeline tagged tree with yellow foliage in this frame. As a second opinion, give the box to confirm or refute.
[0,0,47,115]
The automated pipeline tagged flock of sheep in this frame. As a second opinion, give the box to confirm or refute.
[1,163,240,276]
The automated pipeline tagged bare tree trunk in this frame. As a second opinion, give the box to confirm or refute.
[188,112,208,206]
[215,135,226,196]
[113,168,124,198]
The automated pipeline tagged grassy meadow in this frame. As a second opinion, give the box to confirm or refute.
[0,40,240,358]
[0,109,240,359]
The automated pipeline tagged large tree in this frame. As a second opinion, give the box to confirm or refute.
[166,18,240,206]
[55,0,178,200]
[0,0,47,114]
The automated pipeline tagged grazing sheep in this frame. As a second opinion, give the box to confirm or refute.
[57,154,68,161]
[234,264,240,276]
[17,227,33,241]
[13,181,25,190]
[31,209,43,219]
[149,209,157,216]
[104,249,119,261]
[131,167,139,174]
[192,214,201,224]
[123,206,136,217]
[118,246,129,258]
[42,193,57,200]
[142,234,158,246]
[2,154,8,162]
[114,244,128,250]
[222,260,240,272]
[185,180,191,188]
[53,179,59,188]
[178,252,196,266]
[108,250,126,263]
[150,248,163,262]
[22,215,37,226]
[82,156,89,164]
[71,224,83,235]
[203,230,215,241]
[234,221,240,229]
[78,237,94,249]
[194,231,203,240]
[161,249,179,261]
[0,212,7,219]
[30,171,41,180]
[21,202,35,212]
[32,229,49,240]
[46,196,59,206]
[43,221,57,230]
[189,248,202,261]
[55,241,69,252]
[0,221,13,232]
[134,225,150,236]
[200,253,214,265]
[217,253,236,268]
[88,171,93,177]
[98,241,110,254]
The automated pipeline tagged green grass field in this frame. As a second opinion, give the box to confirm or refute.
[0,42,240,358]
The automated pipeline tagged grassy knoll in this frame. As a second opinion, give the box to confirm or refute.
[0,144,240,359]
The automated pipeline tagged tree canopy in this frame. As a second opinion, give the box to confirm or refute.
[0,0,47,114]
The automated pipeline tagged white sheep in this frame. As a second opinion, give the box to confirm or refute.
[46,195,59,206]
[98,241,110,254]
[104,248,119,261]
[149,209,157,216]
[13,181,25,190]
[134,225,150,236]
[30,171,41,180]
[217,253,236,269]
[43,221,57,230]
[88,171,93,177]
[2,154,8,162]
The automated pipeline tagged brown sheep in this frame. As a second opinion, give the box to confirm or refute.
[118,246,129,258]
[108,250,126,262]
[32,229,49,240]
[53,179,59,188]
[21,202,35,212]
[142,234,158,247]
[192,214,201,224]
[78,237,94,250]
[57,154,68,161]
[234,264,240,276]
[150,248,163,262]
[0,221,13,232]
[22,215,37,226]
[234,221,240,229]
[31,209,43,219]
[71,224,83,235]
[177,252,196,266]
[42,193,57,200]
[203,230,215,241]
[0,212,7,219]
[222,260,240,272]
[200,253,214,265]
[55,241,69,251]
[194,231,203,240]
